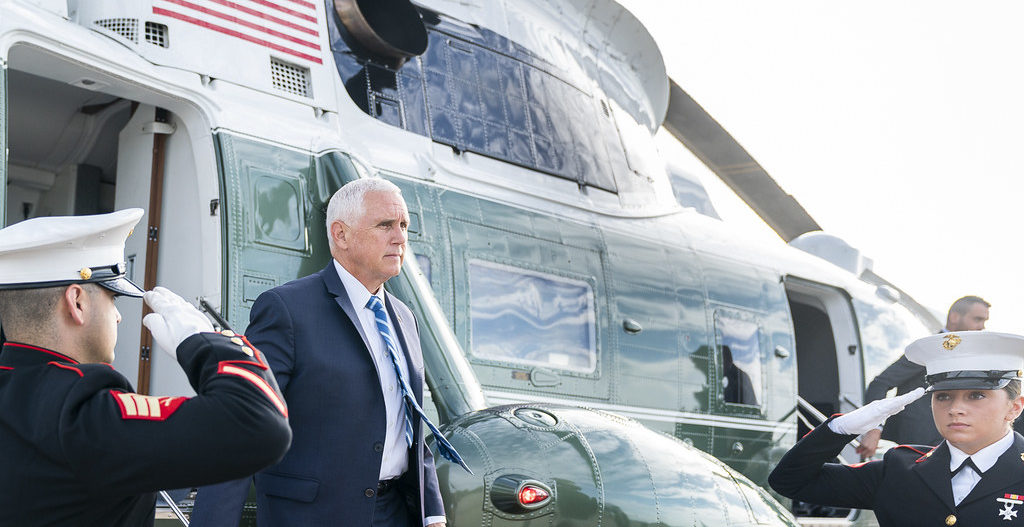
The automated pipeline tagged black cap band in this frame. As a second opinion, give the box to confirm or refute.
[0,263,143,298]
[925,369,1021,391]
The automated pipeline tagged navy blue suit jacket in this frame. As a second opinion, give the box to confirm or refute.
[190,264,444,525]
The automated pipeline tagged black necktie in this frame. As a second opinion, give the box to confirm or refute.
[952,457,981,476]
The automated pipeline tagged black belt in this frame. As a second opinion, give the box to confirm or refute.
[377,478,399,495]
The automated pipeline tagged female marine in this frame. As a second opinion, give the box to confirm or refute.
[770,331,1024,527]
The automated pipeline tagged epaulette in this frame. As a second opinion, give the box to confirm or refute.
[907,444,940,462]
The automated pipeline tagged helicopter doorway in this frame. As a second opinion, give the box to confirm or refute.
[785,279,864,431]
[3,44,217,398]
[785,278,866,523]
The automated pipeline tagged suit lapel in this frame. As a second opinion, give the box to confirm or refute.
[913,443,956,509]
[960,433,1024,507]
[319,264,374,355]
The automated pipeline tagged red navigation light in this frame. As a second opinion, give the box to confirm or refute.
[518,484,549,506]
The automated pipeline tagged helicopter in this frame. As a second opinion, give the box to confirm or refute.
[0,0,939,525]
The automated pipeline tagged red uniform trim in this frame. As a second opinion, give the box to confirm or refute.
[0,366,12,371]
[49,362,83,377]
[217,362,288,417]
[914,445,939,462]
[239,335,269,369]
[4,343,79,363]
[893,445,927,455]
[109,390,188,421]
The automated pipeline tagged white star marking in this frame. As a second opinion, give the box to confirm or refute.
[999,503,1019,521]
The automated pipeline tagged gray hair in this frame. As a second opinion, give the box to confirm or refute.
[325,178,403,247]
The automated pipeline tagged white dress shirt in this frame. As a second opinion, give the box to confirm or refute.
[334,260,411,479]
[334,262,445,526]
[948,429,1015,505]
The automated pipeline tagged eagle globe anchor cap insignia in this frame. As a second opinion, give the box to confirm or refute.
[943,334,962,350]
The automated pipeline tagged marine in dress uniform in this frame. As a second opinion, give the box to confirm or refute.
[770,331,1024,527]
[0,209,291,526]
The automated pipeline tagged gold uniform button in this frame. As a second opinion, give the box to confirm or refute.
[230,337,244,346]
[220,329,236,337]
[240,346,254,356]
[945,514,956,526]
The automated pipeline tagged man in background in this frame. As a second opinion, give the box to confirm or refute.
[856,295,990,457]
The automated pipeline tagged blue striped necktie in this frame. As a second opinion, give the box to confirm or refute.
[366,295,472,474]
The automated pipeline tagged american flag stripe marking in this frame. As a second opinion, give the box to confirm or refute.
[238,0,316,23]
[152,0,321,64]
[279,0,317,10]
[161,0,319,49]
[204,0,318,36]
[153,7,322,64]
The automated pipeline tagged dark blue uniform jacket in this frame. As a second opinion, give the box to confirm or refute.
[0,332,291,526]
[770,416,1024,526]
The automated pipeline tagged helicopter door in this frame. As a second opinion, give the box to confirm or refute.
[0,62,7,226]
[217,135,365,331]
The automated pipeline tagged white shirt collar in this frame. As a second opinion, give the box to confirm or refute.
[333,259,384,313]
[948,429,1015,473]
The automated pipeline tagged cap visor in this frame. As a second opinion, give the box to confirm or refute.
[927,377,1011,392]
[98,277,144,298]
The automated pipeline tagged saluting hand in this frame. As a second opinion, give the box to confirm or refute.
[830,388,926,436]
[142,286,215,358]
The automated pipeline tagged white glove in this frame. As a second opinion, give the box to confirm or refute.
[829,387,926,435]
[142,286,214,358]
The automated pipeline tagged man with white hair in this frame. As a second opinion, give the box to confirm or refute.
[192,178,466,526]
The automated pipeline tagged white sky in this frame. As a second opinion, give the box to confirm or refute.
[619,1,1024,335]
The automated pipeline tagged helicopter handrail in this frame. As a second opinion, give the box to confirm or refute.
[796,396,862,454]
[841,394,862,410]
[158,490,189,526]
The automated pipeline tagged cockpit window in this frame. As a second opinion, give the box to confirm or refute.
[715,313,763,407]
[328,11,630,193]
[468,260,596,373]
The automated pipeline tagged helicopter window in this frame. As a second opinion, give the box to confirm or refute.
[715,314,763,407]
[467,260,596,373]
[314,151,361,204]
[852,298,929,382]
[328,14,630,193]
[415,254,431,285]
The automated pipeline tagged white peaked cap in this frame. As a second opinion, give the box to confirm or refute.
[905,331,1024,391]
[0,209,145,297]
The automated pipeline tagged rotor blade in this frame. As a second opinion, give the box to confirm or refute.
[663,79,821,242]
